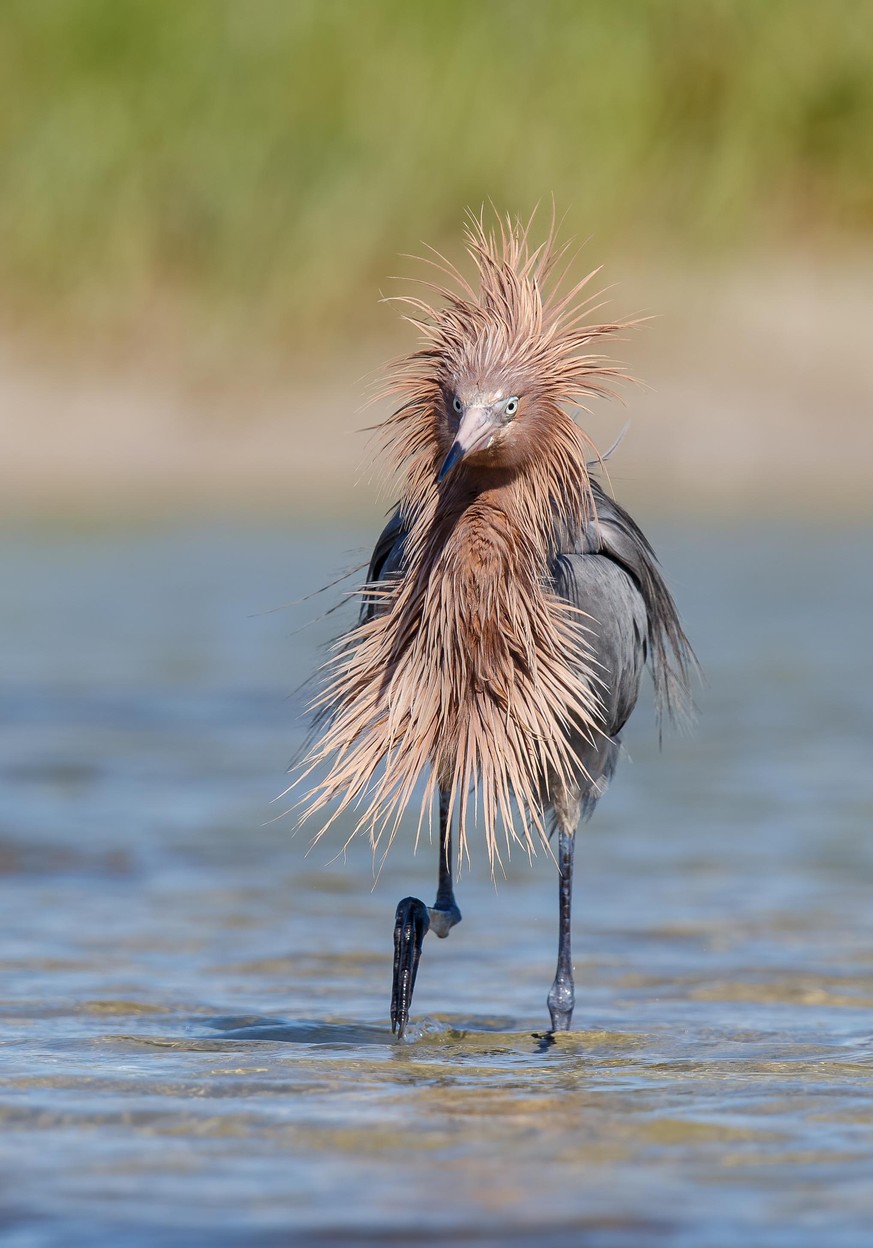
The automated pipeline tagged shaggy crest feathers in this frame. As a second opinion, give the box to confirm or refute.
[375,212,628,521]
[299,212,635,868]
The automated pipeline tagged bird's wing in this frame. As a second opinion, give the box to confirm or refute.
[360,507,406,623]
[549,547,648,740]
[566,479,697,729]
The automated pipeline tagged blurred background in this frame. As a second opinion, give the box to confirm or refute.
[2,0,872,521]
[3,4,873,1245]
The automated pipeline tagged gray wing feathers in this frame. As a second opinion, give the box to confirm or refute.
[550,552,648,737]
[584,481,696,729]
[549,550,649,816]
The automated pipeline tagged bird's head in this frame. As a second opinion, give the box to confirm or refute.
[437,387,525,480]
[380,209,631,499]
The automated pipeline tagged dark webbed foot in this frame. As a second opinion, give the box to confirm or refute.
[391,788,462,1037]
[391,897,430,1037]
[390,898,461,1037]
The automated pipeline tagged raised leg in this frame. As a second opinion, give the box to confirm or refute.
[390,788,462,1036]
[547,827,576,1031]
[429,788,462,937]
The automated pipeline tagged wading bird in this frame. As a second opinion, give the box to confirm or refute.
[301,213,694,1037]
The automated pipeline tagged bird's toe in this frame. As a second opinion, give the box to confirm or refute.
[391,896,430,1037]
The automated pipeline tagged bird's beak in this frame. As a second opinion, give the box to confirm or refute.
[438,405,496,481]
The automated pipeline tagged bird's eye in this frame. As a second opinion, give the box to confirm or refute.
[452,396,463,414]
[504,396,519,417]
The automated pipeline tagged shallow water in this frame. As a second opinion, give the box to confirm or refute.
[1,519,872,1247]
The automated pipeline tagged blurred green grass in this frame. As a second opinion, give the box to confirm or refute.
[1,0,872,351]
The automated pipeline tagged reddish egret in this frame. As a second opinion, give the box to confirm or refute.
[302,213,694,1036]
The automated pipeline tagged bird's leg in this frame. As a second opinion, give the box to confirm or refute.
[390,789,462,1036]
[428,788,462,937]
[547,827,576,1031]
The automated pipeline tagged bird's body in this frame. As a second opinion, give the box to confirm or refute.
[302,213,694,1035]
[365,477,681,827]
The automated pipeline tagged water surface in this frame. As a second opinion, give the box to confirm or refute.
[1,521,872,1247]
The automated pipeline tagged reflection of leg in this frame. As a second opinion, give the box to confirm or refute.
[547,827,576,1031]
[390,788,461,1037]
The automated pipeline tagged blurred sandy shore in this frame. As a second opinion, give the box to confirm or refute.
[2,254,872,525]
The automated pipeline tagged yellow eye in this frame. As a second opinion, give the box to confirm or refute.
[505,396,519,417]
